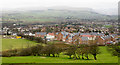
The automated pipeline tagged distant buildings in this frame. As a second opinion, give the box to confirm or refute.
[55,31,118,45]
[35,32,47,38]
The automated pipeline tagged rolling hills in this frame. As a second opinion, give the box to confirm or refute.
[1,7,118,24]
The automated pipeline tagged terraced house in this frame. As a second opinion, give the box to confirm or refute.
[56,32,118,45]
[35,31,118,45]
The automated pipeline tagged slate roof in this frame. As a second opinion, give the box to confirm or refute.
[81,37,89,41]
[68,33,74,39]
[36,32,46,35]
[61,31,69,38]
[111,34,117,38]
[73,33,79,35]
[97,33,104,36]
[103,35,111,39]
[80,33,90,35]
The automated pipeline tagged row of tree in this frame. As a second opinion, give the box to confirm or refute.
[2,44,100,60]
[64,44,100,60]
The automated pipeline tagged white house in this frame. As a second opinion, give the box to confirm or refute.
[46,33,55,41]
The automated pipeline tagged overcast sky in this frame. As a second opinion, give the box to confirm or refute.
[1,0,119,9]
[1,0,119,15]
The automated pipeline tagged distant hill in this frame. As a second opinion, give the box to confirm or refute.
[1,7,118,24]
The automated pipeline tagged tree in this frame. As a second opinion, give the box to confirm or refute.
[34,37,44,43]
[107,43,120,57]
[76,48,81,59]
[64,45,77,59]
[89,45,100,60]
[76,44,90,60]
[18,48,32,56]
[30,44,43,56]
[46,27,52,33]
[41,44,62,57]
[84,46,90,60]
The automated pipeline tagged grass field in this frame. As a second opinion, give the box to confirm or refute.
[2,39,40,51]
[2,39,118,63]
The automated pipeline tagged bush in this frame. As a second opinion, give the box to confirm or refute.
[2,51,12,57]
[2,49,18,57]
[30,44,43,56]
[18,48,32,56]
[41,44,62,57]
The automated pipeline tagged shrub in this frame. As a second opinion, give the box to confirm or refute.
[2,51,12,57]
[2,49,18,57]
[30,44,43,56]
[18,48,32,56]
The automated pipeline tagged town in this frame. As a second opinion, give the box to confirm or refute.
[1,0,120,63]
[1,21,120,45]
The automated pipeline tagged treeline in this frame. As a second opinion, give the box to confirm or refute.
[64,44,100,60]
[21,35,45,43]
[2,44,62,57]
[2,44,100,60]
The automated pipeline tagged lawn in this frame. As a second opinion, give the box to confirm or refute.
[2,46,118,63]
[2,39,40,51]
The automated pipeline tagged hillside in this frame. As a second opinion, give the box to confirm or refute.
[1,7,118,24]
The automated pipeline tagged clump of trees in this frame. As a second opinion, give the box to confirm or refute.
[2,44,62,57]
[89,45,100,60]
[2,43,100,60]
[64,45,77,59]
[18,44,43,56]
[64,44,100,60]
[107,42,120,57]
[2,49,18,57]
[41,44,62,57]
[2,44,43,57]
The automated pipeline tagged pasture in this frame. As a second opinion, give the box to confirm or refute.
[2,39,118,63]
[2,39,40,51]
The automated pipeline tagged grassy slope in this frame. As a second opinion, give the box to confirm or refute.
[2,46,118,63]
[2,39,39,51]
[2,10,117,24]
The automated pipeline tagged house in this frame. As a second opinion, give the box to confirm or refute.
[61,31,69,41]
[35,32,47,38]
[46,33,55,41]
[111,34,118,42]
[12,33,17,36]
[97,35,116,45]
[29,33,35,36]
[65,33,74,43]
[57,32,63,41]
[55,32,118,45]
[72,33,102,45]
[56,31,69,41]
[103,35,112,44]
[71,33,80,44]
[80,37,89,44]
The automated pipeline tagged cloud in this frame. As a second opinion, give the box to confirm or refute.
[1,0,119,9]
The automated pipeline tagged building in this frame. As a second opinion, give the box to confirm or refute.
[46,33,55,41]
[35,32,47,38]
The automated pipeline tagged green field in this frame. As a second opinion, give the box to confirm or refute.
[1,39,118,63]
[2,39,40,51]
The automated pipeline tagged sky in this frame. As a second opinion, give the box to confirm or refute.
[1,0,120,15]
[1,0,119,9]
